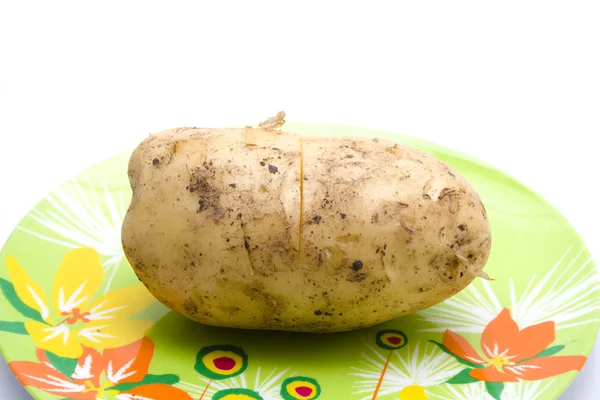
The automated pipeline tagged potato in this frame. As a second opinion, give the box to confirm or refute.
[121,113,491,332]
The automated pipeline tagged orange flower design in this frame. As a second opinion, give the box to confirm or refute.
[441,308,587,383]
[9,337,192,400]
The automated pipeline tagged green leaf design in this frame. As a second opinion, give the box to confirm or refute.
[428,340,484,369]
[518,345,565,364]
[108,374,180,392]
[0,278,45,323]
[45,351,78,380]
[485,381,504,400]
[445,368,480,384]
[0,321,28,335]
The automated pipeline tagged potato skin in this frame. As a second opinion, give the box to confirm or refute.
[121,126,491,332]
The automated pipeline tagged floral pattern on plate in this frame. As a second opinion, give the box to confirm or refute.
[1,123,599,400]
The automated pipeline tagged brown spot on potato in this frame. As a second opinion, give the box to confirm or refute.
[351,260,364,271]
[480,201,488,220]
[449,198,461,214]
[347,271,366,282]
[152,158,160,166]
[268,164,279,174]
[385,144,402,158]
[336,234,360,243]
[188,167,225,219]
[400,219,416,234]
[184,300,198,315]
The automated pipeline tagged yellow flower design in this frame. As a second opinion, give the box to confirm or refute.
[5,247,155,358]
[399,385,427,400]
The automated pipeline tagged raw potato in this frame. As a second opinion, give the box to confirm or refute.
[121,113,491,332]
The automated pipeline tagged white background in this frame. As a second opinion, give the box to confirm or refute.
[0,1,598,399]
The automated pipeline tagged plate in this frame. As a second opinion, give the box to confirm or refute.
[1,122,598,400]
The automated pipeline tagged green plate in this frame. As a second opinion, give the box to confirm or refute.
[1,123,598,400]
